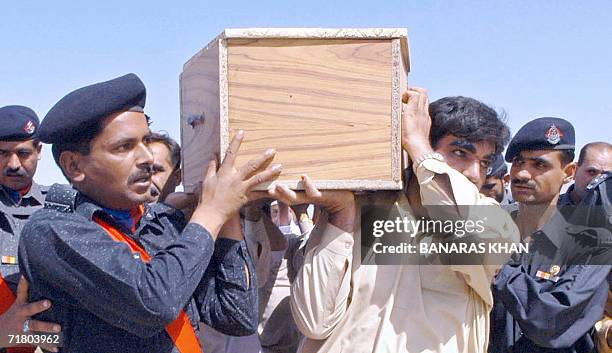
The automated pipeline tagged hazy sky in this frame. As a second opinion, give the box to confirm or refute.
[1,0,610,185]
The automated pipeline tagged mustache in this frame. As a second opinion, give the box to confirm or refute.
[127,167,152,184]
[511,179,536,189]
[3,168,28,177]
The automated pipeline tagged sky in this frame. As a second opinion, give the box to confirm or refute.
[1,0,611,185]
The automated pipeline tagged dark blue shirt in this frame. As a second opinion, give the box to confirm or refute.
[18,184,257,353]
[489,211,610,353]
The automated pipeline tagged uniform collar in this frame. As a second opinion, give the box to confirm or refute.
[75,193,181,236]
[0,182,45,206]
[74,193,146,234]
[558,184,577,207]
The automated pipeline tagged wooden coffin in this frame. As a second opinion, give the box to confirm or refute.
[180,28,410,191]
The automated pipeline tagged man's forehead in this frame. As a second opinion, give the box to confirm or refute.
[98,112,150,139]
[0,139,37,150]
[516,149,560,161]
[584,148,612,166]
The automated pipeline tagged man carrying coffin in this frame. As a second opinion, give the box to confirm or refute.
[18,73,281,353]
[271,89,520,353]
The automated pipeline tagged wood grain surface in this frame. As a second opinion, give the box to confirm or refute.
[226,38,396,188]
[180,39,221,192]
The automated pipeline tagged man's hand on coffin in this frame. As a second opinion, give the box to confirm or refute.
[190,130,282,238]
[401,87,434,162]
[267,175,355,233]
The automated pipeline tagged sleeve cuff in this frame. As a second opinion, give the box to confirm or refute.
[414,157,450,175]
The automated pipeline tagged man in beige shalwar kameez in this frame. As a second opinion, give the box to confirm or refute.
[269,88,520,353]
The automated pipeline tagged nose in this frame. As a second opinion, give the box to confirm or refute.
[136,142,154,170]
[462,160,482,187]
[513,166,531,182]
[7,153,22,171]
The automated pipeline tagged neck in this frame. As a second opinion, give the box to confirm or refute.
[516,195,560,241]
[76,187,137,211]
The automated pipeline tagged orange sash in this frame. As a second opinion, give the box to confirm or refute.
[0,274,15,314]
[93,206,202,353]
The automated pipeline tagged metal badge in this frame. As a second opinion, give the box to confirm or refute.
[549,265,561,276]
[545,124,563,145]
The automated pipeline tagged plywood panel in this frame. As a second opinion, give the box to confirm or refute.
[180,39,221,192]
[227,39,394,187]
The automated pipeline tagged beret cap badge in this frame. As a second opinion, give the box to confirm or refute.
[545,124,563,145]
[23,120,36,135]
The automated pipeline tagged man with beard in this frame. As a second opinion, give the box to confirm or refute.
[480,154,509,203]
[270,89,520,353]
[0,105,59,352]
[18,73,282,353]
[490,117,610,353]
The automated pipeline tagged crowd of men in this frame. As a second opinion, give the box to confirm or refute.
[0,72,610,353]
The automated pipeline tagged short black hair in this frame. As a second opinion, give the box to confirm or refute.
[148,131,181,171]
[560,149,575,166]
[429,96,511,154]
[52,112,151,181]
[577,142,612,166]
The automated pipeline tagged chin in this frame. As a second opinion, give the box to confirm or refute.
[124,191,150,206]
[2,180,28,191]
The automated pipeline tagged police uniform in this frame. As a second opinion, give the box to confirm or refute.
[489,117,610,353]
[0,105,47,310]
[17,74,257,353]
[558,184,577,207]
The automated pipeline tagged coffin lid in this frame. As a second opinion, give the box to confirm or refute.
[188,28,410,73]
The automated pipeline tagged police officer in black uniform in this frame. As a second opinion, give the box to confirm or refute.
[18,73,282,353]
[480,153,509,203]
[0,105,60,351]
[489,117,610,353]
[0,106,47,286]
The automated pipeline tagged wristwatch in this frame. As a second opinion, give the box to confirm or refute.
[414,152,445,168]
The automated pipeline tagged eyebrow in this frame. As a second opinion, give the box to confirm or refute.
[482,183,496,189]
[151,163,167,172]
[0,148,32,153]
[450,139,477,154]
[586,167,602,173]
[108,137,138,148]
[528,157,552,166]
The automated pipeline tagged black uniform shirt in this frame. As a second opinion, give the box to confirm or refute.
[0,182,47,285]
[489,211,610,353]
[18,184,257,353]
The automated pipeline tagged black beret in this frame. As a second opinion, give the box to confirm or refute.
[39,73,146,144]
[505,117,575,162]
[486,154,508,178]
[0,105,40,141]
